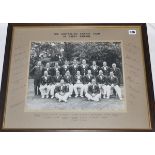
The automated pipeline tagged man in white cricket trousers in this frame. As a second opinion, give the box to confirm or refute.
[50,70,62,98]
[85,79,101,102]
[55,79,70,102]
[83,69,94,94]
[73,71,84,97]
[106,71,122,100]
[96,70,107,98]
[63,71,74,97]
[39,71,51,98]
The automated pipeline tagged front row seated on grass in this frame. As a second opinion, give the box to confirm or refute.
[55,79,70,102]
[39,70,122,101]
[85,79,101,102]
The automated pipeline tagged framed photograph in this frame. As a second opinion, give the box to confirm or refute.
[0,23,154,131]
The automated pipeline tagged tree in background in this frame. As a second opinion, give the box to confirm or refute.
[29,42,123,83]
[63,42,122,69]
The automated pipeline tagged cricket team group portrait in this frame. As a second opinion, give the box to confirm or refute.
[26,41,125,111]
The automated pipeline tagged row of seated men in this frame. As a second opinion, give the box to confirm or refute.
[37,70,122,102]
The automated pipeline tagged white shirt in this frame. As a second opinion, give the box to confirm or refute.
[92,65,97,70]
[73,65,78,68]
[103,66,107,70]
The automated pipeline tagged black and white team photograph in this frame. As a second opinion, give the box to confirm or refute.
[26,42,125,111]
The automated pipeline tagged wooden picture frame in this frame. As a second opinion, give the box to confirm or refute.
[0,23,154,131]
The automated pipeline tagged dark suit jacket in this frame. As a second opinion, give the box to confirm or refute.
[63,75,73,84]
[88,84,100,94]
[51,66,61,76]
[60,65,70,76]
[43,67,52,76]
[83,74,94,84]
[31,66,44,80]
[53,75,62,84]
[110,67,121,77]
[40,75,52,85]
[79,64,89,75]
[101,66,110,76]
[69,65,80,76]
[90,65,99,76]
[73,75,83,84]
[110,67,122,84]
[107,76,118,86]
[96,74,107,84]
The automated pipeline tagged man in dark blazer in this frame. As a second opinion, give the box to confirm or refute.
[96,70,108,98]
[39,70,52,98]
[85,79,101,102]
[79,59,89,76]
[101,61,110,77]
[53,70,63,84]
[60,60,70,76]
[50,70,62,98]
[106,71,122,100]
[90,61,99,77]
[110,63,122,85]
[83,69,94,94]
[43,62,52,76]
[55,79,70,102]
[30,61,44,96]
[51,62,61,76]
[63,71,74,97]
[69,59,79,76]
